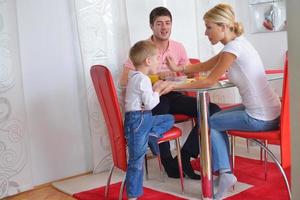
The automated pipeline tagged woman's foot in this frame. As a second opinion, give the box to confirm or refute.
[181,150,201,180]
[214,173,237,199]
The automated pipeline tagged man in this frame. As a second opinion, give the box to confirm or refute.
[120,6,220,179]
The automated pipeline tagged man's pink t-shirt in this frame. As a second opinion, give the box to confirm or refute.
[124,38,189,72]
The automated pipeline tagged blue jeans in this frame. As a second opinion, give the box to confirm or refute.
[124,111,174,198]
[209,105,280,172]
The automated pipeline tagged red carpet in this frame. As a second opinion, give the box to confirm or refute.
[191,156,290,200]
[73,182,187,200]
[73,156,290,200]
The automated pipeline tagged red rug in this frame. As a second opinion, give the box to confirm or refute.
[73,156,290,200]
[191,156,290,200]
[73,182,187,200]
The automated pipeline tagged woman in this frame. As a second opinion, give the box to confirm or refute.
[165,3,281,199]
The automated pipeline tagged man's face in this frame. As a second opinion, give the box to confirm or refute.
[150,16,172,41]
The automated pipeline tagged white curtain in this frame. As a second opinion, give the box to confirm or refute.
[73,0,130,173]
[0,0,33,198]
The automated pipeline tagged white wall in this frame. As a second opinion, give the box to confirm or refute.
[235,1,287,68]
[16,0,92,185]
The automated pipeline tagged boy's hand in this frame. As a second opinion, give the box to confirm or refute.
[153,80,172,95]
[160,82,176,95]
[158,71,177,80]
[152,80,164,91]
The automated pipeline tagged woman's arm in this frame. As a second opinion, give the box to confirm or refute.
[170,52,236,90]
[184,53,221,73]
[166,53,221,74]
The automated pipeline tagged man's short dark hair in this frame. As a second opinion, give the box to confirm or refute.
[149,6,172,25]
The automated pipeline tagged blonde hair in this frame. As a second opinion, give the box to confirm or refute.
[203,3,244,36]
[129,40,157,67]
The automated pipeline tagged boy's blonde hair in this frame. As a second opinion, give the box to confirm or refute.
[203,3,244,36]
[129,40,157,68]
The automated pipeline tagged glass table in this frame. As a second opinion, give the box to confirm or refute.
[175,73,283,199]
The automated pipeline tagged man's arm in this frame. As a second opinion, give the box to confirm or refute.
[119,57,136,86]
[119,67,131,86]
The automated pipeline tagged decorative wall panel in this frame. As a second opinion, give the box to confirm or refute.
[74,0,130,173]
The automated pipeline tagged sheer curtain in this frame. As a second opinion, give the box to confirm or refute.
[73,0,130,173]
[0,0,33,198]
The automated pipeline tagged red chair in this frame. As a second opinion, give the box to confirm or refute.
[228,52,288,163]
[227,63,291,199]
[90,65,184,199]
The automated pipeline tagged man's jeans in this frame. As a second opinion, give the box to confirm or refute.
[124,111,174,198]
[209,105,280,172]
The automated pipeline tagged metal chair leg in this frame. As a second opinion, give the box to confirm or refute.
[105,165,114,198]
[175,138,184,193]
[157,155,165,181]
[119,174,126,200]
[264,140,268,180]
[250,139,291,200]
[230,135,236,171]
[246,139,250,153]
[144,154,149,180]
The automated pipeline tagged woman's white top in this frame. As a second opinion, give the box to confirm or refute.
[222,36,281,121]
[125,71,160,112]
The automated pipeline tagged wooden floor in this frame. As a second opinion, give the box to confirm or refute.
[5,186,76,200]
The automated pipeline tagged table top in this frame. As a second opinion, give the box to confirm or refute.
[175,73,283,92]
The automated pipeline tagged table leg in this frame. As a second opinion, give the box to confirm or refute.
[197,91,213,199]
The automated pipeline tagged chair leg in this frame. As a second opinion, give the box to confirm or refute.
[246,139,250,153]
[119,174,126,200]
[105,165,114,198]
[230,136,236,171]
[156,155,165,181]
[144,154,149,180]
[264,140,268,180]
[175,138,184,193]
[250,139,291,200]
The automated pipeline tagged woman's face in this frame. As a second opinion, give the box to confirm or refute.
[204,20,224,45]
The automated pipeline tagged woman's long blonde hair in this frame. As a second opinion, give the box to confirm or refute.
[203,3,244,36]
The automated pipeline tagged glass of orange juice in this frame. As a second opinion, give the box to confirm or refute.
[148,74,160,84]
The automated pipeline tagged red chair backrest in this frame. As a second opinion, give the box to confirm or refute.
[189,58,200,64]
[90,65,127,171]
[280,53,290,169]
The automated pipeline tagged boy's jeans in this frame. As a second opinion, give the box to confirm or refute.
[124,111,174,198]
[209,105,280,172]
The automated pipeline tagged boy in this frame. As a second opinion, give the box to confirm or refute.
[124,40,174,200]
